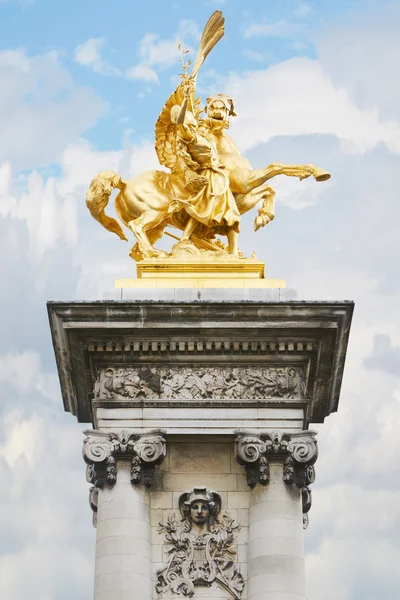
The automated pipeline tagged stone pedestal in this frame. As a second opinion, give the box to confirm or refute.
[48,294,353,600]
[115,258,285,289]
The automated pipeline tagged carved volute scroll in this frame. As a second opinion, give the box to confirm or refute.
[83,429,166,527]
[157,487,244,599]
[235,430,318,528]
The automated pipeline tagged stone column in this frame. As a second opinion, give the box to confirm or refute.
[235,431,318,600]
[83,430,166,600]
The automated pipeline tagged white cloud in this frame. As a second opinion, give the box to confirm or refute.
[126,20,200,83]
[0,135,161,294]
[223,57,400,155]
[0,48,107,170]
[126,62,159,83]
[74,37,121,76]
[316,2,400,122]
[0,351,59,404]
[0,160,79,256]
[271,173,333,210]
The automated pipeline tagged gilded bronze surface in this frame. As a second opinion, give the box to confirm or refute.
[85,11,330,262]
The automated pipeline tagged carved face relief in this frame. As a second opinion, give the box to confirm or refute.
[157,488,244,599]
[190,501,210,526]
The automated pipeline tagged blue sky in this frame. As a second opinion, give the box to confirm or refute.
[0,0,385,151]
[1,1,400,599]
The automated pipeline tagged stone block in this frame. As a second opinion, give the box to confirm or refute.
[95,554,151,577]
[248,573,305,595]
[97,518,149,540]
[101,499,150,522]
[227,491,251,509]
[249,518,303,542]
[279,288,298,301]
[169,442,231,473]
[237,526,249,545]
[152,544,162,563]
[237,473,251,492]
[95,592,152,600]
[95,536,151,560]
[250,593,306,600]
[238,508,249,527]
[162,473,238,492]
[150,492,173,509]
[238,544,248,563]
[94,572,153,596]
[250,499,302,523]
[151,525,164,545]
[102,289,122,300]
[251,482,300,504]
[150,509,163,526]
[248,555,305,579]
[248,536,304,560]
[121,288,176,301]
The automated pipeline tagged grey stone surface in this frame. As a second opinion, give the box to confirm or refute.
[103,287,298,302]
[47,300,353,425]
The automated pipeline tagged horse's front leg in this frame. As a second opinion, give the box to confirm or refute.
[259,163,331,182]
[231,164,330,193]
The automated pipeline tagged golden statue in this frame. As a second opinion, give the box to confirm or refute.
[86,11,330,263]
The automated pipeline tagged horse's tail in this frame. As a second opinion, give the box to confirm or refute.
[85,170,128,241]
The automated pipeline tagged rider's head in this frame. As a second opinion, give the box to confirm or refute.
[205,94,236,130]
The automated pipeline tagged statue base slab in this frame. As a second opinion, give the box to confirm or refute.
[115,278,286,289]
[115,258,286,289]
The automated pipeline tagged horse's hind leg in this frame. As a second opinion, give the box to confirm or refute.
[129,221,167,261]
[128,210,168,259]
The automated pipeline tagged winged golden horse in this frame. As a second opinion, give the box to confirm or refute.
[85,11,330,260]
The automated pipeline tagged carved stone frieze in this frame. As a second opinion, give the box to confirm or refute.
[235,430,318,528]
[95,366,306,401]
[157,487,244,599]
[83,429,166,526]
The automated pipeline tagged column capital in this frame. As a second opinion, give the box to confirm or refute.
[234,430,318,528]
[83,429,166,487]
[83,429,166,526]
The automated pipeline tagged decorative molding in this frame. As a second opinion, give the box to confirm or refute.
[95,366,306,401]
[88,486,99,527]
[88,339,316,354]
[302,487,312,530]
[83,429,166,526]
[157,487,244,599]
[235,430,318,528]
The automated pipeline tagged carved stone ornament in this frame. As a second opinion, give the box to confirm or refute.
[157,487,244,599]
[235,430,318,528]
[83,429,166,527]
[95,366,305,401]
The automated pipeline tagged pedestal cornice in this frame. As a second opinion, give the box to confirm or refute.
[47,299,353,427]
